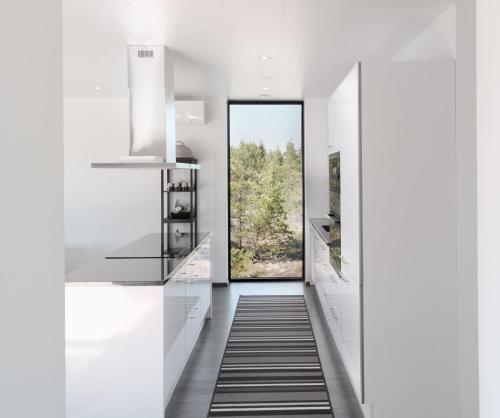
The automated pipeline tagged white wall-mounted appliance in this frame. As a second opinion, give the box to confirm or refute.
[175,101,205,125]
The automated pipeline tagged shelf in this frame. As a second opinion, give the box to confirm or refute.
[163,190,195,193]
[164,217,197,224]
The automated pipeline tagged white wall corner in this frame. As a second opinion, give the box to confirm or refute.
[394,3,457,61]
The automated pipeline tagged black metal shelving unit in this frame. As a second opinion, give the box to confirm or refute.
[160,167,198,256]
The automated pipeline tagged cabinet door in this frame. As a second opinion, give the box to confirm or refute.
[314,235,342,348]
[311,228,319,284]
[186,239,212,354]
[198,238,212,314]
[313,233,322,285]
[339,270,361,399]
[198,238,212,283]
[328,63,362,403]
[185,255,202,354]
[164,266,186,404]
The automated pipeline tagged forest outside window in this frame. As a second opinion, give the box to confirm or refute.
[228,101,304,281]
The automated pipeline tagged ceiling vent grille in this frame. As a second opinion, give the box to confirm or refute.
[137,50,154,58]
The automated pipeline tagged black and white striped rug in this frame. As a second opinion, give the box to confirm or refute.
[207,295,334,418]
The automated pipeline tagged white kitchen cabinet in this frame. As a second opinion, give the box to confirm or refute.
[312,227,358,397]
[361,62,458,418]
[340,272,361,395]
[186,238,212,354]
[323,61,457,418]
[337,65,361,288]
[321,63,363,403]
[164,236,213,403]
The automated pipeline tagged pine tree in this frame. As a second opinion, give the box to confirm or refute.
[230,139,302,273]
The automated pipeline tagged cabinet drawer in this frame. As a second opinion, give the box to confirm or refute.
[316,271,342,347]
[185,279,210,353]
[164,275,186,403]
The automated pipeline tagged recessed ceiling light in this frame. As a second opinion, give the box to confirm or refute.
[261,75,272,80]
[259,55,271,61]
[261,87,270,91]
[260,94,270,99]
[95,86,102,91]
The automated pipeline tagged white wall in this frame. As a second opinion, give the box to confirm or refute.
[64,98,158,272]
[0,1,65,417]
[176,98,228,283]
[304,99,330,281]
[394,3,456,61]
[477,1,500,417]
[64,97,229,283]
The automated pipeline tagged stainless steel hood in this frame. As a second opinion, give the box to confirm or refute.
[91,45,199,170]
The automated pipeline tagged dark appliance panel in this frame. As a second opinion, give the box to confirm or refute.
[329,152,341,274]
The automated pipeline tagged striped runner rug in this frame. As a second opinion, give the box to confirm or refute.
[207,295,334,418]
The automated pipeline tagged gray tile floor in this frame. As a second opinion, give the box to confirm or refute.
[165,282,364,418]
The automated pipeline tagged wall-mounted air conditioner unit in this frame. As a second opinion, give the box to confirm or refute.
[175,101,205,125]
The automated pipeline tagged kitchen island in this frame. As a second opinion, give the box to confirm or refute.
[65,233,212,418]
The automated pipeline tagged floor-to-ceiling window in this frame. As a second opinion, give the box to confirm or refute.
[228,101,304,280]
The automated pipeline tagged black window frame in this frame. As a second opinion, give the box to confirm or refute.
[227,100,305,282]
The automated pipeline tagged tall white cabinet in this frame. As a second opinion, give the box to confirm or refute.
[327,63,363,401]
[317,61,458,418]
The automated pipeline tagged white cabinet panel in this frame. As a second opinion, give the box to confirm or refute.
[340,274,361,397]
[313,230,343,349]
[186,278,203,354]
[336,64,361,286]
[360,62,457,418]
[324,265,343,347]
[66,285,164,418]
[327,63,363,403]
[186,238,212,354]
[312,227,362,401]
[164,268,186,404]
[311,228,320,284]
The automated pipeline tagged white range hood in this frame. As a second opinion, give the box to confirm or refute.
[91,45,199,170]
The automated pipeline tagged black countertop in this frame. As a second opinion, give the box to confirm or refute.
[66,233,211,286]
[310,218,332,245]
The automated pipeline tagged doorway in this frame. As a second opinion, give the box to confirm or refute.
[227,101,304,281]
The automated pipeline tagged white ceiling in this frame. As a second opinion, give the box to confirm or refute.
[63,0,452,99]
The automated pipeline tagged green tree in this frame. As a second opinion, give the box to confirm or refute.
[253,149,292,257]
[230,140,302,275]
[283,141,302,217]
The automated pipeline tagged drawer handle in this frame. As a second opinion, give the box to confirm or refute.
[188,315,196,319]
